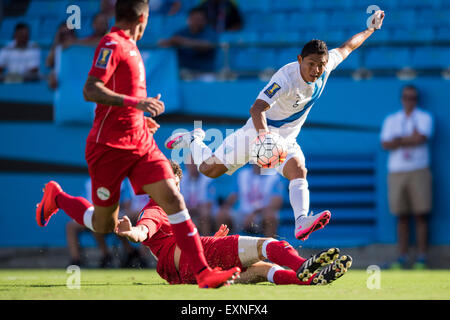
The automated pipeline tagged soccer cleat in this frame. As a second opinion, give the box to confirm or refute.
[165,128,205,150]
[196,266,241,289]
[309,255,353,286]
[295,210,331,241]
[297,248,340,282]
[36,181,63,227]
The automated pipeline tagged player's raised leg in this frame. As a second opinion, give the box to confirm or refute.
[282,156,331,240]
[36,180,120,234]
[165,128,228,178]
[142,178,240,288]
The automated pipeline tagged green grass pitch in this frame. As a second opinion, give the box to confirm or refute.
[0,269,449,300]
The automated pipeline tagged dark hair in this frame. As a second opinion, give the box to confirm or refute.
[115,0,149,23]
[301,39,328,58]
[169,160,183,181]
[189,6,206,17]
[14,22,29,34]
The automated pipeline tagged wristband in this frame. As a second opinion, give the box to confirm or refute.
[123,96,140,107]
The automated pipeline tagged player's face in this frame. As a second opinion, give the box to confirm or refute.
[298,53,328,83]
[136,8,149,41]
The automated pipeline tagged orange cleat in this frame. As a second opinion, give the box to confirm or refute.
[196,266,241,289]
[36,181,63,227]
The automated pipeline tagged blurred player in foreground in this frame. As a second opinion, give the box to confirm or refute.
[36,0,240,288]
[166,10,385,241]
[116,161,353,286]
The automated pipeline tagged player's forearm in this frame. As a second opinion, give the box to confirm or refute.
[83,79,126,106]
[338,28,374,58]
[250,100,270,133]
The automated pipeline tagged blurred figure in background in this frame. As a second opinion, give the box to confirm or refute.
[0,23,40,82]
[199,0,243,32]
[100,0,117,20]
[149,0,182,16]
[46,22,78,89]
[66,178,148,268]
[381,84,434,269]
[180,161,214,236]
[216,165,284,237]
[79,13,110,46]
[158,6,217,78]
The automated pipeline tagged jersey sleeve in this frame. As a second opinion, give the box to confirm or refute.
[326,48,345,72]
[416,111,433,139]
[256,71,290,107]
[137,208,164,240]
[88,36,122,84]
[380,115,395,142]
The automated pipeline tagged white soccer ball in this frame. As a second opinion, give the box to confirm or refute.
[250,132,288,169]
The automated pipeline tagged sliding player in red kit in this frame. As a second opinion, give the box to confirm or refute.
[35,0,240,288]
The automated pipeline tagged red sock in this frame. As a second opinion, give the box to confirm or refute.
[168,212,209,275]
[55,192,92,226]
[272,269,311,285]
[265,240,306,272]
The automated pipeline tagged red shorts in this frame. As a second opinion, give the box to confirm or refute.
[85,140,175,206]
[160,235,245,285]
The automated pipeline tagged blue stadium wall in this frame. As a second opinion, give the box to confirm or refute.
[1,69,449,248]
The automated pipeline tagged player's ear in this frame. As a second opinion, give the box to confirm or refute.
[138,14,145,23]
[297,54,302,64]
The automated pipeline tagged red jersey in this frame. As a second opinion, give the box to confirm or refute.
[87,27,151,151]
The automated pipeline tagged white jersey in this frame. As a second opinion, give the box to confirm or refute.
[242,49,344,142]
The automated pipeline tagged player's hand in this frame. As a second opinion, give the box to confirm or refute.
[136,94,165,117]
[145,116,160,134]
[213,224,230,238]
[368,10,385,31]
[115,216,139,242]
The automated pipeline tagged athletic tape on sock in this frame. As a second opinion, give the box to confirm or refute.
[267,265,284,283]
[83,207,95,232]
[167,209,191,224]
[261,238,277,259]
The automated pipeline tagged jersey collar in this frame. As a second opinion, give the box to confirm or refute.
[110,26,136,44]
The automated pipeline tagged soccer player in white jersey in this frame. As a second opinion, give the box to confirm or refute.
[166,10,385,241]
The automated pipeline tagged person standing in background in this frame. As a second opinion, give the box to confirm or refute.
[381,84,433,269]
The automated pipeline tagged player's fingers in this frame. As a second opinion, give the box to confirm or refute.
[155,93,161,100]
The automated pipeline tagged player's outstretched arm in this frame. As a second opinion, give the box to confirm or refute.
[335,10,385,60]
[115,215,148,243]
[83,75,165,117]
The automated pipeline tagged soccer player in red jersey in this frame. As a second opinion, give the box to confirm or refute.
[35,0,240,288]
[116,161,353,286]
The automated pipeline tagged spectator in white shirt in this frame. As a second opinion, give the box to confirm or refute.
[380,84,433,269]
[0,23,40,82]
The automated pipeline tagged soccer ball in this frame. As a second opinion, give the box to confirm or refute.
[251,132,288,169]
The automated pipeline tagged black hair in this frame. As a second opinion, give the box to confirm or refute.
[115,0,149,23]
[301,39,328,58]
[189,6,207,17]
[14,22,29,34]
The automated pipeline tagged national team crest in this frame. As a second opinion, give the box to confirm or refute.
[264,82,281,98]
[95,48,113,69]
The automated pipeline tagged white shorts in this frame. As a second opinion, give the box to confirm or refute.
[214,125,305,177]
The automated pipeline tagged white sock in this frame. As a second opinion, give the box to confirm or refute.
[190,139,213,170]
[83,207,95,232]
[289,178,310,221]
[267,265,284,283]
